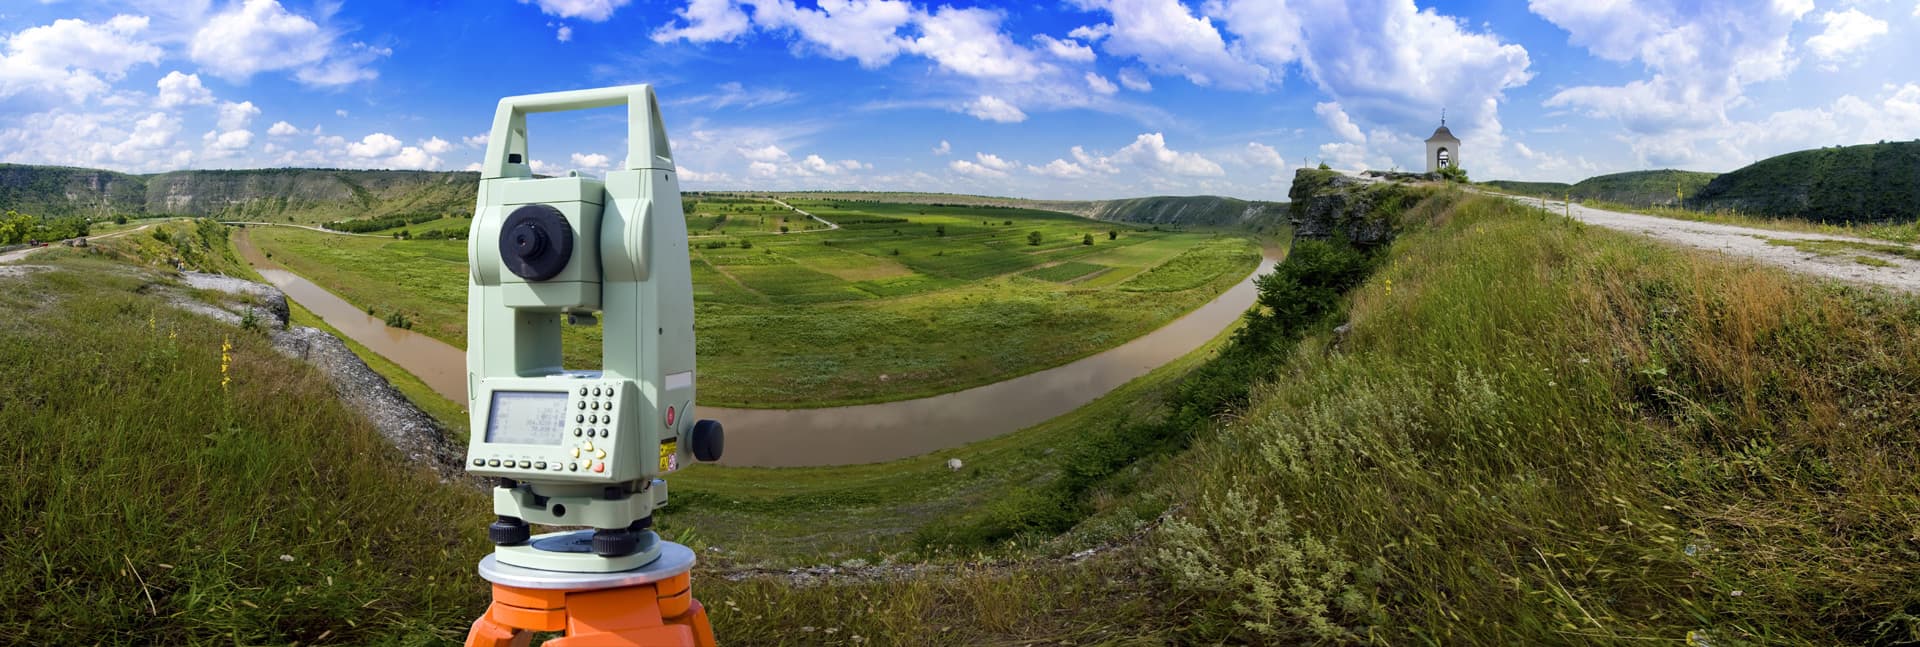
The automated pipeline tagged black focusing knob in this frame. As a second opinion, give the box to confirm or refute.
[691,419,724,462]
[498,204,573,281]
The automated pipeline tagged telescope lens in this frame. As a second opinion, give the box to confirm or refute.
[499,204,573,281]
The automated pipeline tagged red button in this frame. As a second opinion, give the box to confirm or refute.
[665,406,676,426]
[593,462,605,473]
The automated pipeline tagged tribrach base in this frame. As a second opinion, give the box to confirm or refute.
[466,542,716,647]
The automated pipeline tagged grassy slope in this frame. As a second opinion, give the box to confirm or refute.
[1152,191,1920,644]
[0,255,491,645]
[1485,169,1718,208]
[246,200,1260,408]
[1692,141,1920,223]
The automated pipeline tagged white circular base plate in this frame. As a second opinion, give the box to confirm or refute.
[479,536,696,590]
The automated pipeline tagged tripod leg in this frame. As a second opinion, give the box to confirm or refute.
[465,613,530,647]
[676,599,718,647]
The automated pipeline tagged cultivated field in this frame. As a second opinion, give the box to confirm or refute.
[247,195,1262,407]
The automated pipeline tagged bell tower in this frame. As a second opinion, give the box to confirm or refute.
[1425,110,1460,173]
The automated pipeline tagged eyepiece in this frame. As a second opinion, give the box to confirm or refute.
[498,203,573,280]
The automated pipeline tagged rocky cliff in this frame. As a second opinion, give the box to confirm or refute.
[1286,169,1418,247]
[0,164,477,222]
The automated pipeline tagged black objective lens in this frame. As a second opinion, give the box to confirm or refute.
[498,204,573,280]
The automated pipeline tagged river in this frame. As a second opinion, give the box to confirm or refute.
[234,229,1278,467]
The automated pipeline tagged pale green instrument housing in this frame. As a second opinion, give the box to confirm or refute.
[461,84,700,571]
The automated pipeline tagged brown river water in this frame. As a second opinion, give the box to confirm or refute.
[235,228,1279,467]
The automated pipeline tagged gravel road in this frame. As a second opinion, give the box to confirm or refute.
[1507,196,1920,292]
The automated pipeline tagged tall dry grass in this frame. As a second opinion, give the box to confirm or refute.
[1156,193,1920,644]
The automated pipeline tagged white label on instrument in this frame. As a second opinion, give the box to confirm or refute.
[664,371,693,391]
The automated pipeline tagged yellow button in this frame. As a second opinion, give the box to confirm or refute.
[583,441,595,452]
[595,448,607,459]
[570,447,580,458]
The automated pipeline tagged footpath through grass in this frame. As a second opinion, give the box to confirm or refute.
[248,198,1261,408]
[1491,187,1920,245]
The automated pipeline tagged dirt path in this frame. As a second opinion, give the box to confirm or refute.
[766,197,840,232]
[1492,194,1920,292]
[0,220,172,264]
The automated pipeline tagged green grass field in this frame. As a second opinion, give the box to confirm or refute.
[0,237,1245,644]
[247,198,1261,407]
[10,183,1917,644]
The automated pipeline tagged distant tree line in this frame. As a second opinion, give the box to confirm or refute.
[324,212,449,233]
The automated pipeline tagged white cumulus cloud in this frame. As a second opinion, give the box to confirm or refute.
[216,101,260,132]
[347,133,403,158]
[1315,102,1365,143]
[521,0,633,21]
[651,0,750,42]
[962,95,1027,123]
[1027,158,1089,178]
[267,121,302,137]
[1805,9,1887,60]
[0,15,161,103]
[571,152,612,169]
[738,143,790,162]
[1033,34,1096,62]
[155,71,214,108]
[189,0,387,86]
[1069,0,1273,89]
[1085,72,1118,95]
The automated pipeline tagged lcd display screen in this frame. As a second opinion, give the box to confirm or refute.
[485,391,568,446]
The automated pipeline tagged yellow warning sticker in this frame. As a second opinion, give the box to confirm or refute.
[659,440,678,472]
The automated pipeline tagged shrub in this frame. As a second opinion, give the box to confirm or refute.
[1027,231,1043,246]
[740,238,753,249]
[1082,233,1094,245]
[1157,490,1375,640]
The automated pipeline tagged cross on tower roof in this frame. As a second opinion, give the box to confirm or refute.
[1440,108,1446,127]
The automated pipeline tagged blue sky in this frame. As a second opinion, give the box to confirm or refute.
[3,0,1919,201]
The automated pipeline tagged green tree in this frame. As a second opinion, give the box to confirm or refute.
[935,224,946,236]
[740,238,753,249]
[1108,230,1118,240]
[114,214,128,225]
[1082,233,1094,245]
[1027,231,1043,246]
